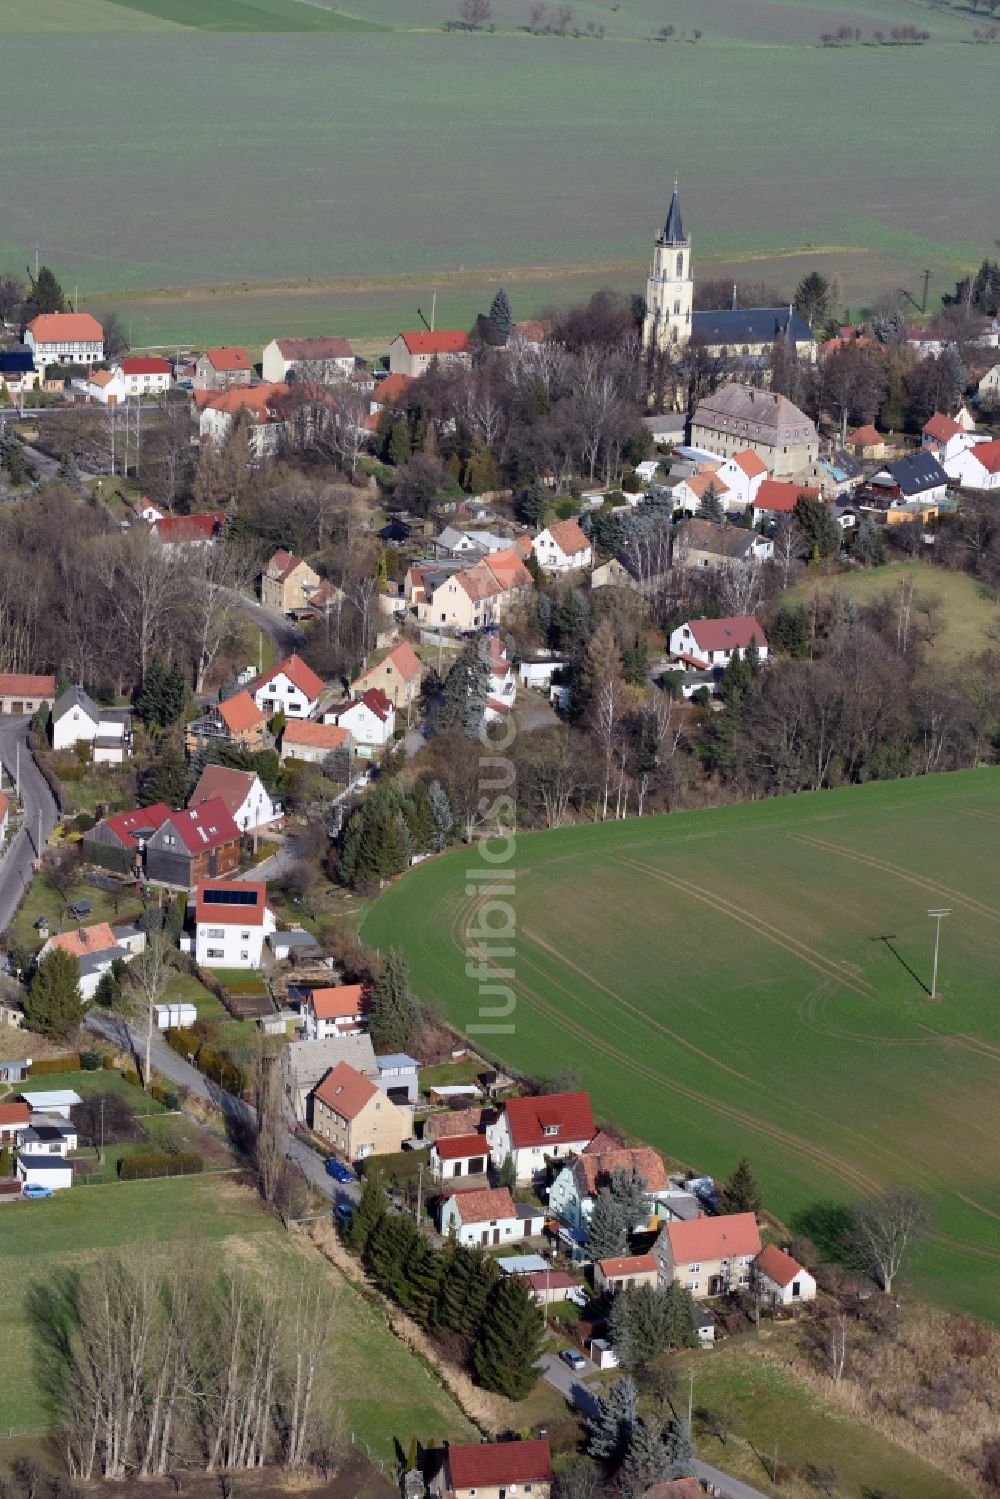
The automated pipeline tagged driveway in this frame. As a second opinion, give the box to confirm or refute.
[0,716,59,935]
[228,590,304,658]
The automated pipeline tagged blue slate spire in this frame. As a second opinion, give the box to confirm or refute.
[662,181,685,244]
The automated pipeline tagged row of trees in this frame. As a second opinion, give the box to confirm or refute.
[587,1377,696,1497]
[346,1176,544,1398]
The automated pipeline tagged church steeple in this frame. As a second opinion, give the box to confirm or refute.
[662,180,685,245]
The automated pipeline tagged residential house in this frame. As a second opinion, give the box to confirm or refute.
[150,511,225,548]
[311,1059,413,1160]
[417,549,531,631]
[85,368,126,406]
[941,436,1000,491]
[252,653,324,719]
[193,346,252,391]
[653,1211,762,1297]
[18,1116,78,1156]
[429,1437,552,1499]
[978,363,1000,402]
[671,469,731,516]
[751,478,822,524]
[485,635,517,722]
[282,1033,379,1120]
[423,1105,486,1143]
[144,799,242,888]
[594,1253,659,1296]
[0,346,40,396]
[524,1269,578,1306]
[280,720,350,766]
[262,335,354,384]
[845,423,886,461]
[870,452,949,507]
[672,519,772,571]
[306,578,345,624]
[302,984,368,1040]
[196,383,290,459]
[84,802,171,875]
[548,1144,670,1235]
[18,1089,82,1119]
[188,765,280,834]
[714,447,769,508]
[438,1186,544,1246]
[324,688,395,757]
[350,640,423,713]
[0,673,56,715]
[388,329,472,379]
[487,1090,596,1184]
[754,1244,817,1308]
[794,450,864,502]
[690,384,819,479]
[192,878,275,969]
[25,312,103,370]
[260,549,321,615]
[669,616,768,669]
[116,356,172,398]
[185,691,268,755]
[40,921,142,1001]
[0,1100,30,1146]
[531,519,593,574]
[376,1053,420,1105]
[921,411,964,449]
[51,685,131,764]
[428,1132,490,1182]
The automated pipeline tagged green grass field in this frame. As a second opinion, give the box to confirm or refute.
[1,0,997,345]
[363,770,1000,1321]
[0,1175,474,1454]
[786,561,1000,665]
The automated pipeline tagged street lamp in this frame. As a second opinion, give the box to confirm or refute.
[928,908,951,999]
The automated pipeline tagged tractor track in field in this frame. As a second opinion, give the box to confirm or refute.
[615,856,872,998]
[792,835,1000,925]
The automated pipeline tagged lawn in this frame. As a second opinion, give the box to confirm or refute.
[363,769,1000,1322]
[420,1058,485,1093]
[784,561,1000,664]
[4,873,144,954]
[0,14,997,345]
[674,1342,972,1499]
[0,1176,474,1458]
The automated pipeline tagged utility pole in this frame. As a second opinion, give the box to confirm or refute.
[928,908,951,998]
[98,1096,105,1166]
[15,741,19,799]
[415,1161,424,1225]
[921,269,931,314]
[687,1369,694,1425]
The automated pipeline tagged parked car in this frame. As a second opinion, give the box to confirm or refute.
[325,1157,354,1184]
[21,1183,53,1199]
[559,1348,587,1372]
[335,1201,353,1224]
[565,1286,587,1308]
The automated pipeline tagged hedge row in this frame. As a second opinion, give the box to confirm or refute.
[166,1026,246,1097]
[29,1054,82,1075]
[119,1150,203,1181]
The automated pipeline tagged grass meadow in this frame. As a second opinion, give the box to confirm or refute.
[0,1174,474,1454]
[1,0,998,345]
[363,770,1000,1322]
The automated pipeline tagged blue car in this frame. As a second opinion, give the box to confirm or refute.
[325,1157,354,1184]
[21,1183,53,1199]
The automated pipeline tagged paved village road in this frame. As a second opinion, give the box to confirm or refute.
[0,716,58,935]
[229,591,305,659]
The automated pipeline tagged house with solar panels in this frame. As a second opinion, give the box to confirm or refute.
[192,878,276,969]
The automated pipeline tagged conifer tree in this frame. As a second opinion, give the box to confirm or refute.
[25,949,84,1038]
[400,1239,444,1328]
[388,418,412,465]
[135,654,169,728]
[464,641,491,740]
[427,779,454,849]
[28,264,66,315]
[718,1156,762,1215]
[138,737,187,808]
[369,946,420,1053]
[696,483,725,524]
[620,1419,670,1498]
[488,287,513,345]
[458,1248,499,1338]
[610,1164,649,1229]
[365,1212,418,1299]
[587,1186,628,1259]
[661,1281,699,1350]
[663,1417,697,1479]
[404,778,435,853]
[587,1375,637,1462]
[345,1172,387,1253]
[474,1273,544,1398]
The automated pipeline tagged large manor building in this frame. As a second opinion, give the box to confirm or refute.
[642,186,816,363]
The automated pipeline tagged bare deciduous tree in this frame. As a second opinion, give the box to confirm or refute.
[850,1188,930,1295]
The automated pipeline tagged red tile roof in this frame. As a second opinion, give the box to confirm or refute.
[50,922,118,957]
[373,371,413,407]
[119,356,172,376]
[502,1091,596,1151]
[217,692,266,735]
[254,652,325,702]
[970,438,1000,474]
[543,518,590,556]
[397,329,470,357]
[274,336,354,361]
[27,312,103,344]
[282,720,348,752]
[447,1438,553,1489]
[598,1252,657,1277]
[922,411,962,441]
[353,639,422,690]
[308,984,367,1020]
[189,765,257,818]
[151,511,224,544]
[313,1060,378,1121]
[683,472,730,501]
[663,1211,761,1264]
[425,1106,485,1139]
[686,615,767,653]
[161,798,241,855]
[446,1186,516,1223]
[526,1269,576,1293]
[99,803,171,850]
[432,1132,488,1161]
[360,687,393,721]
[732,448,769,477]
[574,1145,669,1195]
[754,478,821,514]
[194,879,270,928]
[204,346,250,372]
[756,1243,806,1288]
[0,1101,30,1128]
[0,673,56,697]
[196,382,288,420]
[847,423,881,447]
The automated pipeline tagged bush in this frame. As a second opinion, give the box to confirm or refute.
[166,1026,201,1060]
[102,1054,117,1069]
[79,1050,101,1070]
[122,1068,142,1089]
[119,1150,203,1181]
[73,811,96,834]
[149,1081,180,1109]
[29,1054,81,1075]
[56,763,87,783]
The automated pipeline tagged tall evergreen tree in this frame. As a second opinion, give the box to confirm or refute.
[663,1417,697,1479]
[474,1274,544,1398]
[27,264,66,315]
[25,949,84,1038]
[465,640,491,739]
[661,1281,699,1350]
[487,287,513,345]
[457,1249,499,1338]
[718,1156,762,1215]
[138,738,187,808]
[620,1418,670,1498]
[369,946,420,1053]
[427,779,454,849]
[587,1375,637,1462]
[365,1212,418,1299]
[404,777,435,853]
[400,1239,444,1328]
[345,1172,387,1252]
[696,483,725,524]
[608,1284,669,1370]
[587,1186,628,1259]
[610,1164,649,1229]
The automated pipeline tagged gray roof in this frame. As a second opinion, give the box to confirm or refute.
[690,307,813,348]
[885,452,948,496]
[674,518,758,561]
[17,1153,72,1170]
[271,928,322,951]
[377,1052,420,1071]
[52,684,100,725]
[692,383,817,444]
[283,1034,378,1091]
[661,185,685,245]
